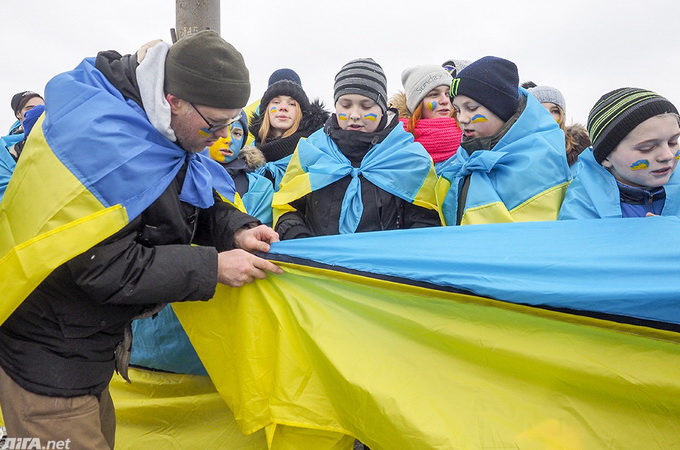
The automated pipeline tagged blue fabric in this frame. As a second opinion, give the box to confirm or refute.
[0,146,16,202]
[559,148,680,219]
[1,120,23,153]
[43,57,235,220]
[256,155,291,191]
[296,125,434,234]
[131,306,207,376]
[438,89,571,225]
[267,217,680,326]
[22,105,45,137]
[243,172,274,226]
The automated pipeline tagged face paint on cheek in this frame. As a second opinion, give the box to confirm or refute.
[471,114,488,123]
[338,113,348,121]
[364,113,378,122]
[269,106,278,113]
[629,159,650,170]
[675,150,680,160]
[427,101,437,111]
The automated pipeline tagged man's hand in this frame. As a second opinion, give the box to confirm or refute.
[217,249,283,287]
[234,225,280,253]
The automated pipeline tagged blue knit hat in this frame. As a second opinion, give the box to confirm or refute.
[268,68,302,87]
[449,56,519,122]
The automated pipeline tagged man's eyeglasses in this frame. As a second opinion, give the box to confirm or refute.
[190,103,242,135]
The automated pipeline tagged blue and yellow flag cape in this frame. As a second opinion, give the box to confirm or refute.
[168,217,680,449]
[242,171,274,226]
[559,147,680,219]
[0,57,235,325]
[272,125,439,232]
[437,89,571,225]
[255,154,292,191]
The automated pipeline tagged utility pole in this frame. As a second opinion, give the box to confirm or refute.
[172,0,220,42]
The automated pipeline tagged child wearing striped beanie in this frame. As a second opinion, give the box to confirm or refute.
[333,58,389,133]
[272,57,441,240]
[559,87,680,219]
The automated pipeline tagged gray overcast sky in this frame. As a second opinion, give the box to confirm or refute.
[2,0,679,128]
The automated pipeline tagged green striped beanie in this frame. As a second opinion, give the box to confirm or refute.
[588,88,678,163]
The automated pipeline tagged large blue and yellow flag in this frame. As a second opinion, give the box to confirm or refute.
[171,217,680,449]
[272,125,439,232]
[0,57,235,325]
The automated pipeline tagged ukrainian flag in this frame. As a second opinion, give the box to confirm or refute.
[272,125,440,233]
[172,217,680,449]
[0,57,234,325]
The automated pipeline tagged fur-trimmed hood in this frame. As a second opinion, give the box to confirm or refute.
[388,91,411,119]
[238,145,266,170]
[248,98,330,142]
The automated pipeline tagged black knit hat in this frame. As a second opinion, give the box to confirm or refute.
[164,30,250,109]
[588,87,679,163]
[333,58,388,113]
[11,91,43,115]
[260,80,310,113]
[449,56,519,122]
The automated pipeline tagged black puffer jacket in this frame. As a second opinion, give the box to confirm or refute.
[248,99,329,162]
[0,49,258,397]
[275,111,441,239]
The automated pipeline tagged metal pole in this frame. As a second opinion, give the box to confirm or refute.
[174,0,220,41]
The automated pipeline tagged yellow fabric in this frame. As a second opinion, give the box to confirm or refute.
[434,175,453,225]
[0,369,267,449]
[411,164,439,212]
[461,181,570,225]
[271,150,312,227]
[243,99,260,146]
[110,368,267,449]
[173,262,680,449]
[0,115,128,324]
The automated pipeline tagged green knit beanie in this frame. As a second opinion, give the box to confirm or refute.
[164,30,250,109]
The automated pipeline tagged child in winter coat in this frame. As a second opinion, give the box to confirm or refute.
[559,88,680,219]
[437,56,571,226]
[248,80,329,189]
[273,58,441,239]
[390,65,462,174]
[205,112,274,226]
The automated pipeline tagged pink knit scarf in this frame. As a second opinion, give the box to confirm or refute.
[400,117,462,163]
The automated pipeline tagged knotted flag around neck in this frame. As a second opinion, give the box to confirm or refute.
[272,126,439,233]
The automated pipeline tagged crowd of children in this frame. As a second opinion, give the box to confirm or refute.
[5,55,678,226]
[5,55,678,227]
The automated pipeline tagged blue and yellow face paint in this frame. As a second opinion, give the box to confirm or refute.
[629,159,650,170]
[338,113,348,121]
[427,101,437,111]
[471,114,488,123]
[270,106,278,113]
[675,150,680,160]
[364,113,378,122]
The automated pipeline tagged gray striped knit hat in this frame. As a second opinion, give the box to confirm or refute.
[588,88,678,163]
[334,58,388,112]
